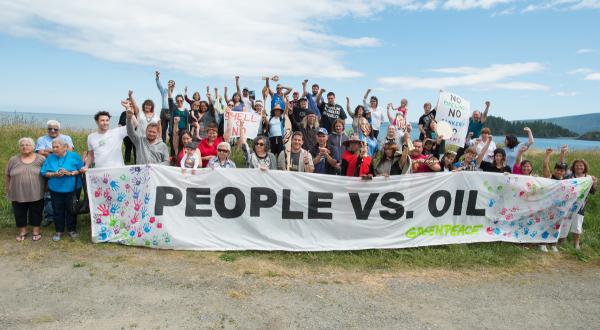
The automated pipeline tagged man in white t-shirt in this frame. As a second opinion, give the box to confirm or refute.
[235,76,254,112]
[84,111,128,169]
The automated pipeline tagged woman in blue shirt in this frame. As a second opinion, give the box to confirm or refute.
[40,137,84,241]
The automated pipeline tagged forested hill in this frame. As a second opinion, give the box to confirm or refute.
[485,115,578,138]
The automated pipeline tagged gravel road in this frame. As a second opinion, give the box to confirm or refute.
[1,237,599,329]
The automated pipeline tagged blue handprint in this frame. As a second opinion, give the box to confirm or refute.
[110,203,120,215]
[132,187,140,200]
[110,180,119,191]
[117,192,126,202]
[141,206,148,220]
[143,223,151,233]
[144,193,151,205]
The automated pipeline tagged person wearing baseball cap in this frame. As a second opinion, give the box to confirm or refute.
[310,128,339,175]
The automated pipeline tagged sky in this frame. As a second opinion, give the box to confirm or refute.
[0,0,599,124]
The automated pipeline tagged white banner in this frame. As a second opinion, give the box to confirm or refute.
[435,91,471,147]
[224,111,261,138]
[86,166,593,251]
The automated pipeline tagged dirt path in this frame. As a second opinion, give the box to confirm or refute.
[1,235,599,329]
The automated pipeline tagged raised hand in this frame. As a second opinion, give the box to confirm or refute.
[545,148,553,156]
[185,86,188,94]
[485,101,491,108]
[302,79,308,86]
[235,76,240,81]
[523,127,531,133]
[155,71,160,78]
[128,90,133,98]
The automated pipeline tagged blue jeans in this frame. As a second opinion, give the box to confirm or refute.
[50,190,77,233]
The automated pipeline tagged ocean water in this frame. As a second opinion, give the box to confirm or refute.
[1,111,599,150]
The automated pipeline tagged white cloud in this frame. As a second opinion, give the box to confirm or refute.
[522,0,600,12]
[568,68,593,74]
[0,0,530,80]
[585,72,600,80]
[576,48,595,54]
[443,0,513,10]
[554,91,578,96]
[379,62,548,90]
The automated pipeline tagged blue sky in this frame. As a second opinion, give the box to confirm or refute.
[0,0,599,124]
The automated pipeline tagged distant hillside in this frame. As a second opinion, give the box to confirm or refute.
[526,113,600,135]
[577,131,600,141]
[485,115,578,138]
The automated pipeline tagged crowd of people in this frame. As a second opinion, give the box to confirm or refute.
[5,73,597,251]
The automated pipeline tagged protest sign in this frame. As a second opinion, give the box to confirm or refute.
[435,91,471,147]
[224,111,261,138]
[87,166,592,251]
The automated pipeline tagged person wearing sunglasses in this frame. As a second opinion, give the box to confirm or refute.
[35,120,74,157]
[35,120,74,227]
[207,142,236,169]
[239,120,277,170]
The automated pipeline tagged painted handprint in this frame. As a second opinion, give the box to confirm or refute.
[144,193,151,205]
[119,174,128,181]
[132,187,140,200]
[130,212,140,224]
[94,187,102,198]
[110,180,120,191]
[134,199,143,211]
[102,174,110,184]
[125,183,131,193]
[97,204,109,216]
[141,206,148,220]
[109,203,120,215]
[109,215,118,227]
[117,192,126,203]
[143,223,151,233]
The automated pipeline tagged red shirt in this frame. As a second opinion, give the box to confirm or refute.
[342,151,373,177]
[410,154,432,173]
[199,136,223,168]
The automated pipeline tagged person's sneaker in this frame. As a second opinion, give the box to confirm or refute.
[550,246,559,253]
[52,232,62,242]
[539,244,548,252]
[68,231,79,239]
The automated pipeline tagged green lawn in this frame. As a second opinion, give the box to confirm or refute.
[1,120,598,270]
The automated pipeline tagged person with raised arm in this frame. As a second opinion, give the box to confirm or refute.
[504,127,534,169]
[286,100,319,151]
[263,103,286,156]
[340,134,374,178]
[466,127,496,163]
[357,117,379,158]
[317,89,347,133]
[167,82,189,146]
[264,76,292,112]
[180,142,201,173]
[542,145,568,180]
[277,131,314,172]
[124,100,169,165]
[563,159,597,250]
[235,76,254,112]
[184,86,201,108]
[239,120,277,170]
[302,80,324,116]
[346,96,366,134]
[452,138,490,172]
[363,89,386,138]
[375,137,411,177]
[128,90,161,136]
[511,145,532,175]
[292,95,313,123]
[155,70,174,141]
[456,101,491,160]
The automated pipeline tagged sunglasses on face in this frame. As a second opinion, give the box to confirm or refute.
[255,142,265,146]
[47,128,59,131]
[218,149,229,153]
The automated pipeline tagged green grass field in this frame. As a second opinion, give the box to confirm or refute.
[1,119,598,270]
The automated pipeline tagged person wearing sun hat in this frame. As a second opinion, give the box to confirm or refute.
[340,134,373,177]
